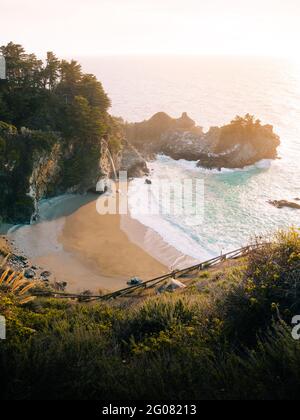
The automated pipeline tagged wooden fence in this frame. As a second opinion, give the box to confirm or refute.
[33,243,266,302]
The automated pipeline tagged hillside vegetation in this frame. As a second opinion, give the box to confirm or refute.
[1,228,300,400]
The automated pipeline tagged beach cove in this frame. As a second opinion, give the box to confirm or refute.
[7,191,196,293]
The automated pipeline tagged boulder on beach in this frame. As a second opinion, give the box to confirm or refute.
[41,270,52,278]
[24,269,35,279]
[157,278,186,294]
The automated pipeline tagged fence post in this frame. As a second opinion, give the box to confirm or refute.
[0,56,6,80]
[0,316,6,340]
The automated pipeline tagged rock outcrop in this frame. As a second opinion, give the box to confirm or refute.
[125,112,204,159]
[119,140,149,178]
[196,120,280,170]
[125,113,280,169]
[96,138,148,193]
[268,200,300,210]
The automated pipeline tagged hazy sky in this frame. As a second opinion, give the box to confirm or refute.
[1,0,300,57]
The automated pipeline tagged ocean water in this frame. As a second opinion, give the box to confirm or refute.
[65,56,300,258]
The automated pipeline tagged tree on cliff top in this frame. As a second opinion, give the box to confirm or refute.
[231,113,261,127]
[0,42,111,131]
[216,113,278,153]
[43,52,60,91]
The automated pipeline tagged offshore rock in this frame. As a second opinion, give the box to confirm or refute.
[125,113,280,169]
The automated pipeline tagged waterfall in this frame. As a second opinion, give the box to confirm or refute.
[101,139,117,180]
[28,183,39,224]
[96,139,118,194]
[106,147,118,180]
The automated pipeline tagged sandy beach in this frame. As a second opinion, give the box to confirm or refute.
[8,192,197,293]
[60,201,168,287]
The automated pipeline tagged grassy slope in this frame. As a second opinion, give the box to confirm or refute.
[1,229,300,400]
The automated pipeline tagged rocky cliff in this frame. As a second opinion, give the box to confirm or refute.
[28,142,62,222]
[29,137,149,212]
[0,122,148,224]
[125,112,204,159]
[119,139,149,178]
[95,138,149,193]
[125,113,280,169]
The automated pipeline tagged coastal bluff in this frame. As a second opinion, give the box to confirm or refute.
[125,112,280,169]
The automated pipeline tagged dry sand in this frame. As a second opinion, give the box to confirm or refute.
[60,201,168,287]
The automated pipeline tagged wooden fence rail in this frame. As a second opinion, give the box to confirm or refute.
[33,242,267,302]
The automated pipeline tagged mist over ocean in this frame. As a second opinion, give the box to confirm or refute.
[78,56,300,258]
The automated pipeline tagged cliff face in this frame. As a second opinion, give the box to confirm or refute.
[28,143,62,221]
[125,113,280,169]
[0,123,149,224]
[95,138,148,193]
[119,140,149,178]
[0,125,63,224]
[29,137,149,213]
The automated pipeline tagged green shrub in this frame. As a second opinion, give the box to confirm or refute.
[222,228,300,345]
[118,296,204,344]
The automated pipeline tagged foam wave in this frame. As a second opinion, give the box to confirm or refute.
[129,211,213,261]
[128,175,213,261]
[152,155,272,174]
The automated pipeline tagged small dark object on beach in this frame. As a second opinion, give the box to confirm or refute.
[24,269,35,279]
[145,179,152,185]
[127,277,142,286]
[53,281,67,291]
[41,271,51,278]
